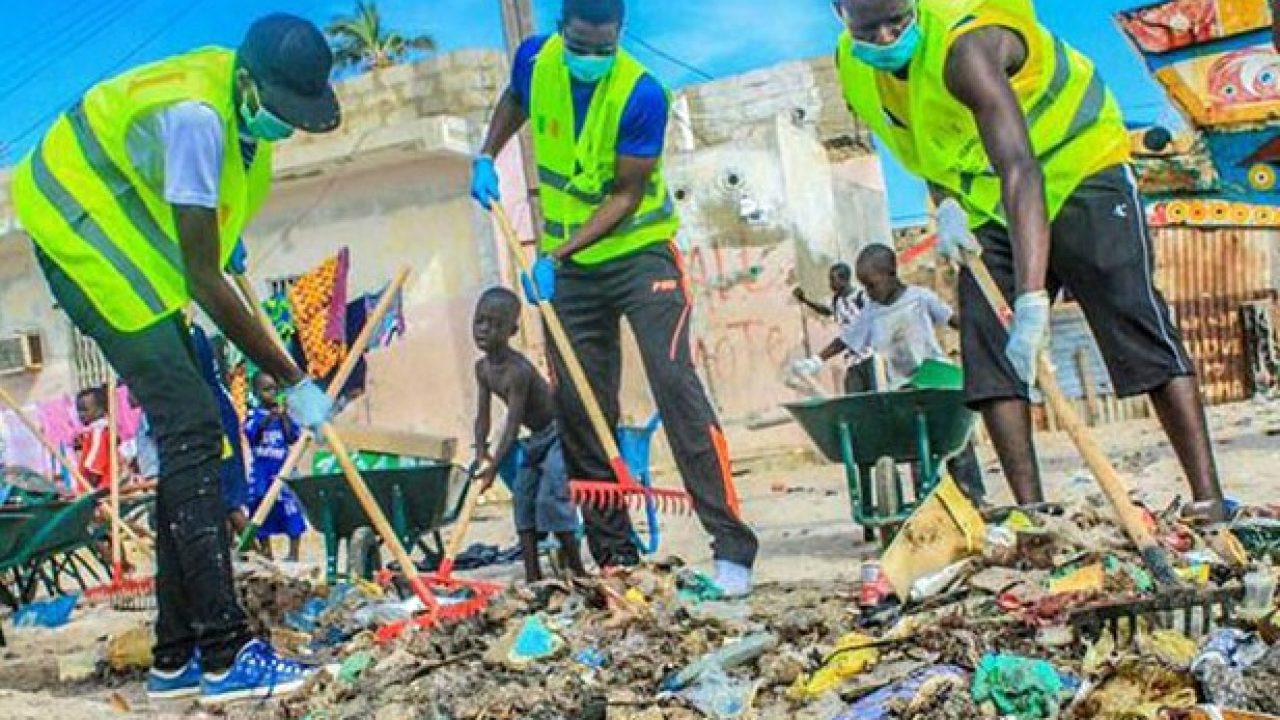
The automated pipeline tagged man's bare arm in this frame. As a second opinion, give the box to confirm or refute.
[479,89,529,159]
[551,154,656,262]
[472,362,493,465]
[175,206,303,386]
[945,28,1049,295]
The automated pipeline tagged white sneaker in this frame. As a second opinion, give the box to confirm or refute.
[714,560,753,598]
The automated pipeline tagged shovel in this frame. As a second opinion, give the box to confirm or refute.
[958,249,1180,587]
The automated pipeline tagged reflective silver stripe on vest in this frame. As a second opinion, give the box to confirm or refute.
[544,193,676,240]
[66,102,184,273]
[538,166,613,205]
[1062,68,1106,140]
[29,143,168,315]
[1024,38,1071,129]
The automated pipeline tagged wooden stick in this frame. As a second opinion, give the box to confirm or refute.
[107,376,122,575]
[319,424,423,583]
[236,267,412,551]
[436,471,484,577]
[0,386,146,542]
[232,274,286,353]
[490,205,632,478]
[1075,348,1100,426]
[960,250,1179,586]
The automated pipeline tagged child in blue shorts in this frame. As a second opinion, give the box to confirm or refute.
[471,288,584,582]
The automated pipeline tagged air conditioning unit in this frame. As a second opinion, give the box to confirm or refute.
[0,333,43,376]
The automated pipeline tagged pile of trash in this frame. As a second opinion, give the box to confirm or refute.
[232,480,1280,720]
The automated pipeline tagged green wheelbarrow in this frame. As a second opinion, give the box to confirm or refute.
[785,386,975,543]
[287,463,469,583]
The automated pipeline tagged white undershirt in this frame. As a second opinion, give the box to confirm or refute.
[125,101,226,209]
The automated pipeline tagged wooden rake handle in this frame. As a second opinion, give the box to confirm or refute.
[0,386,146,543]
[960,249,1179,586]
[490,205,632,481]
[236,267,412,551]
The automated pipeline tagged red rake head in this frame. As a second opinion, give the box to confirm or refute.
[569,480,691,515]
[374,575,501,643]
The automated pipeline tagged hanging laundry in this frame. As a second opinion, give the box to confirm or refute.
[324,248,350,344]
[363,282,407,350]
[263,291,297,345]
[36,395,79,449]
[288,250,349,378]
[112,385,142,442]
[1,409,52,476]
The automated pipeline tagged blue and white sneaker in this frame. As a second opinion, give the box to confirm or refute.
[147,655,203,700]
[199,639,314,705]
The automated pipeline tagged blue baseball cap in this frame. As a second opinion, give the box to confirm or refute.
[238,14,341,133]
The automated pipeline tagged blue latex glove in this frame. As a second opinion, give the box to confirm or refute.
[935,199,981,262]
[470,155,501,209]
[1005,291,1051,387]
[520,256,557,304]
[284,378,335,432]
[227,238,248,275]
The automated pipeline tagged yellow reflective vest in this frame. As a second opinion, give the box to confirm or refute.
[836,0,1130,227]
[530,34,679,265]
[12,47,273,333]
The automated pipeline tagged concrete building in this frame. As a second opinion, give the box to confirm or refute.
[0,49,889,466]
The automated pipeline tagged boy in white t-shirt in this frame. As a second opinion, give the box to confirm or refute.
[845,244,986,502]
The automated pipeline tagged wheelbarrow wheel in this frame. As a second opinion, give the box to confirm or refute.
[348,527,383,581]
[872,456,902,546]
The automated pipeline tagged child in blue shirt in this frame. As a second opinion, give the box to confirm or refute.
[245,371,307,562]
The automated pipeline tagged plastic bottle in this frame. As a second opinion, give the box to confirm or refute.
[1243,561,1277,618]
[659,632,778,692]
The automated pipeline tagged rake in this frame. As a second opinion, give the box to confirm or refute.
[83,375,155,611]
[231,268,470,635]
[490,204,692,515]
[234,268,411,551]
[374,464,503,643]
[0,387,151,546]
[959,249,1181,587]
[1069,586,1244,646]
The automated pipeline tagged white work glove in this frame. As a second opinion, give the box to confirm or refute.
[791,356,824,376]
[1005,291,1051,387]
[936,198,982,262]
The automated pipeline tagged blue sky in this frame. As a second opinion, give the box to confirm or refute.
[0,0,1179,225]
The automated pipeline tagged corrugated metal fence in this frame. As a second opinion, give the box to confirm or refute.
[1037,225,1277,429]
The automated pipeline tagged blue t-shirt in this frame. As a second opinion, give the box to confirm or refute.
[245,409,300,493]
[510,35,668,159]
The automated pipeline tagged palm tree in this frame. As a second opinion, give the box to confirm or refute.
[326,1,436,73]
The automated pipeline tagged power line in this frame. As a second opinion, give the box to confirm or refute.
[6,0,210,156]
[0,0,142,104]
[623,31,715,82]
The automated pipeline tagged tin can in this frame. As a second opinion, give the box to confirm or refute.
[859,560,886,607]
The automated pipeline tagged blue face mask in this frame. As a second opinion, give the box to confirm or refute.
[564,50,616,83]
[850,16,922,72]
[239,99,295,142]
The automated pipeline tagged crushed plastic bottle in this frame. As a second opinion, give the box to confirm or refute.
[659,632,777,692]
[681,666,754,720]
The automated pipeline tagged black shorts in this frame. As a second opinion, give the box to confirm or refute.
[958,164,1194,406]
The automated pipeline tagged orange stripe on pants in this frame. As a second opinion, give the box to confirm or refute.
[709,424,742,519]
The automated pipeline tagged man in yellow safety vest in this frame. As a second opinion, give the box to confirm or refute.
[471,0,758,594]
[11,14,341,704]
[829,0,1225,517]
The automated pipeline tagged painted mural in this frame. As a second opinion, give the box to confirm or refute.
[1118,0,1271,53]
[1119,0,1280,215]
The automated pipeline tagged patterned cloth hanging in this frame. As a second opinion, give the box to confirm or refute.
[288,249,349,378]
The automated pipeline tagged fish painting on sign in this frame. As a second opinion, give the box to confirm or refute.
[1156,43,1280,126]
[1119,0,1273,53]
